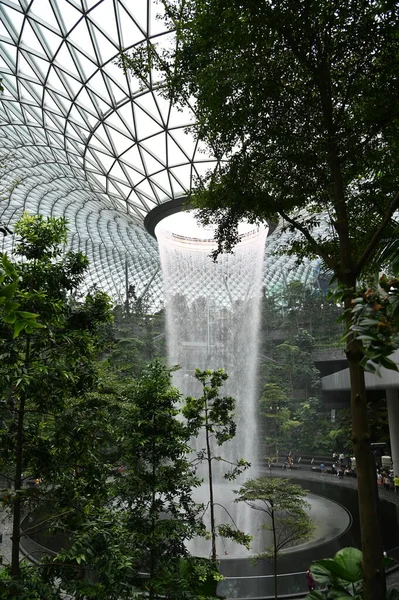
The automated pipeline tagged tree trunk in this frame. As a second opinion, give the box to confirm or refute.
[204,390,217,562]
[11,337,30,578]
[271,507,278,600]
[11,393,25,577]
[345,308,386,600]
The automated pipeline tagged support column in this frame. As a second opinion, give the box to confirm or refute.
[386,388,399,476]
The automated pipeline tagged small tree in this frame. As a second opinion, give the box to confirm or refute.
[182,368,251,562]
[235,477,314,600]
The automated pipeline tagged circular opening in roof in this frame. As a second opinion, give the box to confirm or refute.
[154,209,261,245]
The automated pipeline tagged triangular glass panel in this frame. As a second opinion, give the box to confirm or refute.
[141,133,166,165]
[164,134,190,167]
[89,171,107,191]
[88,71,113,106]
[20,19,47,57]
[149,170,172,197]
[141,147,165,175]
[133,102,163,140]
[95,149,115,172]
[134,94,163,127]
[76,86,108,117]
[68,103,91,131]
[32,21,63,59]
[119,0,148,34]
[18,80,40,105]
[116,102,136,134]
[67,44,97,79]
[101,72,126,106]
[1,5,24,40]
[109,160,129,183]
[90,122,113,153]
[168,129,194,161]
[28,0,61,33]
[102,59,127,92]
[68,17,98,62]
[121,162,145,187]
[22,52,50,83]
[87,3,119,48]
[55,42,81,78]
[46,64,69,95]
[116,2,146,47]
[169,164,192,193]
[105,125,134,156]
[111,180,132,199]
[104,109,134,139]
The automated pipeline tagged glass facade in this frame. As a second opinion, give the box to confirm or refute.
[0,0,320,308]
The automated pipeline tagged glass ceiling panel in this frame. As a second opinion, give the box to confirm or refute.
[0,0,322,307]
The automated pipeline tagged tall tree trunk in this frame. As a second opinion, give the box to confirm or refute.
[11,337,30,578]
[11,393,25,577]
[271,507,278,600]
[345,302,386,600]
[205,393,217,562]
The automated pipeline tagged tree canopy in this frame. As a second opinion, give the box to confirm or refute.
[120,3,399,598]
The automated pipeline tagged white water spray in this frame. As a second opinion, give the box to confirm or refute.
[155,211,267,557]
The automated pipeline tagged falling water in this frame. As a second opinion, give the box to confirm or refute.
[155,211,268,557]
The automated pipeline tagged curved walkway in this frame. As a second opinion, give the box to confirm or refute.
[1,467,399,598]
[257,465,399,596]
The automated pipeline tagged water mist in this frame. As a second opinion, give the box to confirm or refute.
[155,211,267,557]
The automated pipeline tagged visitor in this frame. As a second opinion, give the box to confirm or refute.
[306,569,316,591]
[320,462,325,475]
[394,474,399,494]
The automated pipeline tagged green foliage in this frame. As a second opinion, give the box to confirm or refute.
[0,214,113,584]
[0,252,43,338]
[184,369,237,446]
[236,477,314,600]
[148,0,399,270]
[347,276,399,375]
[110,360,209,600]
[307,547,396,600]
[43,508,136,600]
[183,368,250,561]
[235,477,314,555]
[0,564,62,600]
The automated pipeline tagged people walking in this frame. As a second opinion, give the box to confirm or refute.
[394,474,399,494]
[306,569,316,591]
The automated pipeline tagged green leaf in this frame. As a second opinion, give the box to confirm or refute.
[13,320,27,338]
[0,281,18,300]
[312,547,362,584]
[16,311,40,319]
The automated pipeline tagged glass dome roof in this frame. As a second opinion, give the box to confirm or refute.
[0,0,321,308]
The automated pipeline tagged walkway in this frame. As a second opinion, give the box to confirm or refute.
[1,467,399,598]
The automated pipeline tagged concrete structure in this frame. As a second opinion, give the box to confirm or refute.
[322,349,399,475]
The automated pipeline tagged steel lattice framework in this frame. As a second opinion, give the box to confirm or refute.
[0,0,320,308]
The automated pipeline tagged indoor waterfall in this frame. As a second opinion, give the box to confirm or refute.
[155,211,268,557]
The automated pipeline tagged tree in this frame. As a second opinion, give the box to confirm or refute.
[112,360,215,600]
[121,3,399,597]
[0,214,113,590]
[235,477,314,600]
[259,383,294,458]
[182,368,251,562]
